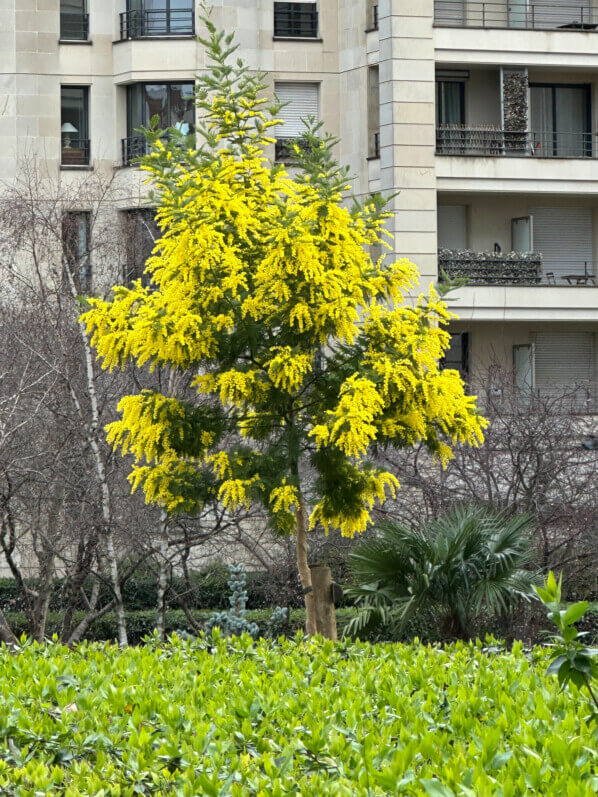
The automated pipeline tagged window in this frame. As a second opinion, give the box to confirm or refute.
[274,82,319,161]
[367,66,380,159]
[366,0,378,31]
[123,82,195,165]
[60,0,88,40]
[438,206,467,250]
[62,212,91,293]
[530,84,591,157]
[61,86,89,166]
[441,333,469,380]
[515,333,596,408]
[534,332,595,393]
[274,2,318,38]
[121,0,194,39]
[122,209,160,285]
[436,80,465,127]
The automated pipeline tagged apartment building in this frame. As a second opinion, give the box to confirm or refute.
[3,0,598,406]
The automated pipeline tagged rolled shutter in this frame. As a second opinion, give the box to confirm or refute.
[529,206,592,280]
[530,0,591,28]
[534,332,595,391]
[274,83,319,138]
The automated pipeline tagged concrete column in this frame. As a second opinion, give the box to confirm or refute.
[378,0,438,291]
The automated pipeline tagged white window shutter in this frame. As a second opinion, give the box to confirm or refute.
[534,332,595,392]
[274,83,319,138]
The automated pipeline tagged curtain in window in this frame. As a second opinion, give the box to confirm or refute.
[531,85,590,157]
[436,82,464,126]
[556,87,588,156]
[530,86,553,155]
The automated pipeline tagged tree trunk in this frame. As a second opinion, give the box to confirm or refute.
[310,564,338,641]
[0,608,18,648]
[156,511,169,641]
[65,268,128,646]
[78,323,127,646]
[295,494,317,636]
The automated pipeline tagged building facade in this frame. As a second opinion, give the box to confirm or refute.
[3,0,598,405]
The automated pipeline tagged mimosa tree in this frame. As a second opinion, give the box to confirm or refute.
[82,21,486,637]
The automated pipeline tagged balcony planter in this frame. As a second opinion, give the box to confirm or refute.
[439,249,542,285]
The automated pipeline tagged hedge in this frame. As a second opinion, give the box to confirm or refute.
[0,565,331,614]
[0,637,596,793]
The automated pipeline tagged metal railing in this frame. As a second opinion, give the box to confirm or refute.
[369,131,380,158]
[439,250,598,285]
[434,1,598,29]
[273,2,318,37]
[368,3,379,30]
[61,139,90,166]
[60,11,89,40]
[436,127,597,158]
[119,7,194,39]
[537,260,598,285]
[473,381,598,415]
[121,132,194,166]
[274,137,312,163]
[122,135,148,166]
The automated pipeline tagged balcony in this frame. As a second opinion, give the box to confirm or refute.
[61,139,90,167]
[434,1,598,30]
[119,7,194,39]
[60,11,89,40]
[273,2,319,38]
[436,127,597,158]
[440,249,542,284]
[121,135,149,166]
[439,249,598,285]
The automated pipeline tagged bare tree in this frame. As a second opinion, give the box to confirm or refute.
[379,366,598,593]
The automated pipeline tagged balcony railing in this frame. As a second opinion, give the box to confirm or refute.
[436,127,597,158]
[61,139,90,166]
[369,131,380,159]
[122,135,148,166]
[439,250,598,286]
[121,132,195,166]
[274,2,318,38]
[119,7,194,39]
[366,3,379,30]
[439,249,542,284]
[274,137,312,163]
[434,1,598,30]
[60,11,89,40]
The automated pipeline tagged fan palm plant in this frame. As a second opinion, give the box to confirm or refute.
[346,506,537,640]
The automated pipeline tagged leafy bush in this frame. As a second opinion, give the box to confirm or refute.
[536,571,598,720]
[0,565,307,615]
[0,637,597,793]
[347,506,537,639]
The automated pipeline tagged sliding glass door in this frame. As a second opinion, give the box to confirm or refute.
[530,84,591,157]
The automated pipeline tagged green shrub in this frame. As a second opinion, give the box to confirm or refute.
[0,637,596,794]
[347,506,537,639]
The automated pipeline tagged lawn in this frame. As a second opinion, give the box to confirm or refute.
[1,634,597,795]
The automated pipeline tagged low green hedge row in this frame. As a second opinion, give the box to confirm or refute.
[5,608,367,645]
[0,636,596,794]
[0,566,326,613]
[4,607,442,645]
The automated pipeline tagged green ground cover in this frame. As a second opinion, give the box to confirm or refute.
[0,636,596,795]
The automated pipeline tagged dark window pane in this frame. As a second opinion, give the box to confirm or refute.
[62,212,91,293]
[61,86,89,164]
[170,83,195,133]
[123,209,160,285]
[144,84,169,128]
